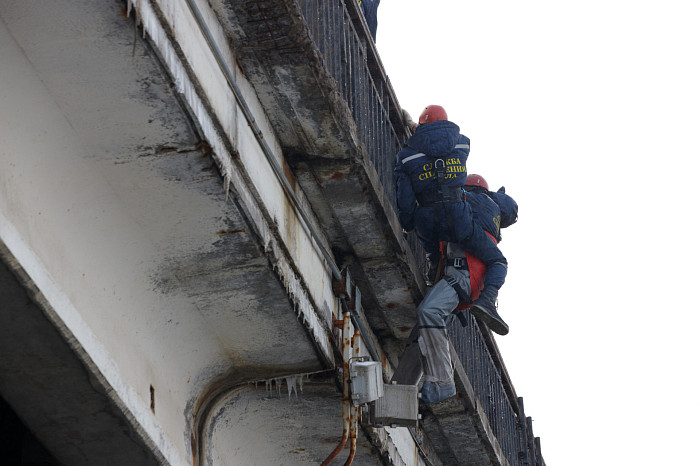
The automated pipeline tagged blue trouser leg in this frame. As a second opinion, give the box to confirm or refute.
[461,226,508,289]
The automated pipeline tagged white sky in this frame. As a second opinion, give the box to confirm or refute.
[376,1,700,464]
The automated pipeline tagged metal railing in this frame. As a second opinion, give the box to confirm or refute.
[296,1,544,464]
[298,0,404,208]
[449,315,521,465]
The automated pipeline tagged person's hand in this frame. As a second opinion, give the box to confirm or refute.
[402,109,418,132]
[498,186,506,194]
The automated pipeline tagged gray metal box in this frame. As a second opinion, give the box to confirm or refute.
[349,360,384,405]
[370,383,419,427]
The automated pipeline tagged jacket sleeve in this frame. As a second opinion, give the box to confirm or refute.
[455,134,471,161]
[489,188,518,229]
[394,151,417,231]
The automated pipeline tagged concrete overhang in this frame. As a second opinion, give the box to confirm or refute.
[207,0,424,351]
[0,0,348,463]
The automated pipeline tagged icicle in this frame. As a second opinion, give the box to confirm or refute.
[285,376,298,400]
[275,378,283,398]
[224,173,230,202]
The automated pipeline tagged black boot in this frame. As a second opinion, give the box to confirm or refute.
[470,286,509,335]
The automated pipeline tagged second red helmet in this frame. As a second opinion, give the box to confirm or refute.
[465,174,489,191]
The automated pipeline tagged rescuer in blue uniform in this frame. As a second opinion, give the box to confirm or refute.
[464,174,519,245]
[462,175,517,334]
[394,105,509,335]
[400,173,518,404]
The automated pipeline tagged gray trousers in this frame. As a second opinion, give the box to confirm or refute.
[392,262,470,385]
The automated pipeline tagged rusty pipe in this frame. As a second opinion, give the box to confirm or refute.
[342,330,362,466]
[321,426,347,466]
[343,405,357,466]
[339,295,379,363]
[321,311,353,465]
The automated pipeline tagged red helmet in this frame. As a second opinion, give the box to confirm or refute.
[418,105,447,124]
[465,174,489,191]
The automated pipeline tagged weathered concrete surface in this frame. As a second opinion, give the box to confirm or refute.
[201,381,382,465]
[209,0,361,158]
[198,2,513,464]
[0,0,337,463]
[0,244,162,466]
[418,347,510,466]
[208,0,424,350]
[421,399,499,466]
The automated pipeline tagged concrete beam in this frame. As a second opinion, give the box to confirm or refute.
[0,244,162,466]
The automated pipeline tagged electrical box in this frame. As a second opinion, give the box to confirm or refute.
[370,383,419,427]
[349,360,383,406]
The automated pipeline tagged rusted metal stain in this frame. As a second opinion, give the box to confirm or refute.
[215,229,246,235]
[195,140,211,157]
[328,171,345,181]
[281,155,297,190]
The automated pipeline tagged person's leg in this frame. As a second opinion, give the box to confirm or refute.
[461,227,509,335]
[416,267,469,403]
[391,326,423,386]
[463,227,507,287]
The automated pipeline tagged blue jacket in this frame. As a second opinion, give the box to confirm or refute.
[466,187,518,241]
[394,120,470,232]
